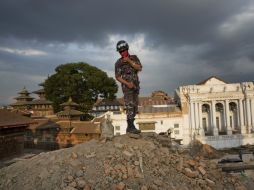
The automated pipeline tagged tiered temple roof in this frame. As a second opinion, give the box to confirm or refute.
[10,87,34,107]
[57,97,83,118]
[31,88,53,105]
[10,86,54,117]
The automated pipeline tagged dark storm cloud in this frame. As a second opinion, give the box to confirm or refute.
[0,0,251,45]
[0,0,254,105]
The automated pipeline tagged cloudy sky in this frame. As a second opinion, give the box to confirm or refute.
[1,0,254,105]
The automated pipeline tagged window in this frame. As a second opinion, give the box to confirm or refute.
[161,120,163,125]
[115,126,120,130]
[174,124,179,128]
[174,130,179,134]
[216,117,219,129]
[116,132,121,136]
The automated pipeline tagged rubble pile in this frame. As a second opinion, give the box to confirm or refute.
[189,140,223,159]
[0,133,252,190]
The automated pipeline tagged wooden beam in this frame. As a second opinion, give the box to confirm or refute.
[219,163,254,172]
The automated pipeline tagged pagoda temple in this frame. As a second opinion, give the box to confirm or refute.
[56,97,84,120]
[30,88,54,117]
[10,87,34,110]
[10,86,54,117]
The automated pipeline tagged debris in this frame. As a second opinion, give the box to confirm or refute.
[218,158,243,164]
[71,152,78,159]
[114,143,124,149]
[116,182,125,190]
[122,150,133,160]
[190,140,222,159]
[85,152,96,158]
[128,133,141,139]
[0,134,252,190]
[206,178,216,187]
[219,163,254,172]
[139,156,143,173]
[198,166,206,176]
[183,168,199,178]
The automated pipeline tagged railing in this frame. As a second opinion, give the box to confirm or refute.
[205,134,243,141]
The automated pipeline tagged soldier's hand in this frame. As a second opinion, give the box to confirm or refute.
[126,82,136,89]
[123,57,131,63]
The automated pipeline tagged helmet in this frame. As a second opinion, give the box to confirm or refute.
[116,40,129,52]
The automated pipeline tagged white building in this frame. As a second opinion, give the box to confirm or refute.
[176,76,254,149]
[107,76,254,149]
[107,91,186,141]
[109,105,184,140]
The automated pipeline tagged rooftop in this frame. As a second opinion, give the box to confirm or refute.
[32,89,45,94]
[196,76,227,85]
[57,109,84,117]
[0,109,35,128]
[60,97,79,107]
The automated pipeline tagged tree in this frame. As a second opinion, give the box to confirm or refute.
[44,62,118,113]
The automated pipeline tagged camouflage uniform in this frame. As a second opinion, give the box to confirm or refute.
[115,55,142,120]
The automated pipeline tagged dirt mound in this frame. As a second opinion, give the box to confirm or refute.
[0,134,251,190]
[190,140,223,159]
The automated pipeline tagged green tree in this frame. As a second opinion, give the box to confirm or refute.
[44,62,118,113]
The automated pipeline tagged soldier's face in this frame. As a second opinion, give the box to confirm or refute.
[120,50,129,58]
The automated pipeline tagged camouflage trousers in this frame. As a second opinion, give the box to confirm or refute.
[123,91,139,120]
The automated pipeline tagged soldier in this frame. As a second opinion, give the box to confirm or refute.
[115,40,142,134]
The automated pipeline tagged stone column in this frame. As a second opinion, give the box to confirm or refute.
[195,102,199,130]
[237,102,241,129]
[190,102,195,132]
[211,101,218,136]
[225,99,232,135]
[239,99,245,134]
[246,98,252,133]
[251,99,254,128]
[198,102,205,136]
[223,101,227,131]
[243,100,246,126]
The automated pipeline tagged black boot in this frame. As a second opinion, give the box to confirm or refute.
[126,119,141,134]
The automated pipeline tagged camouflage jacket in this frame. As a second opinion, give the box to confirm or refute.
[115,55,142,93]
